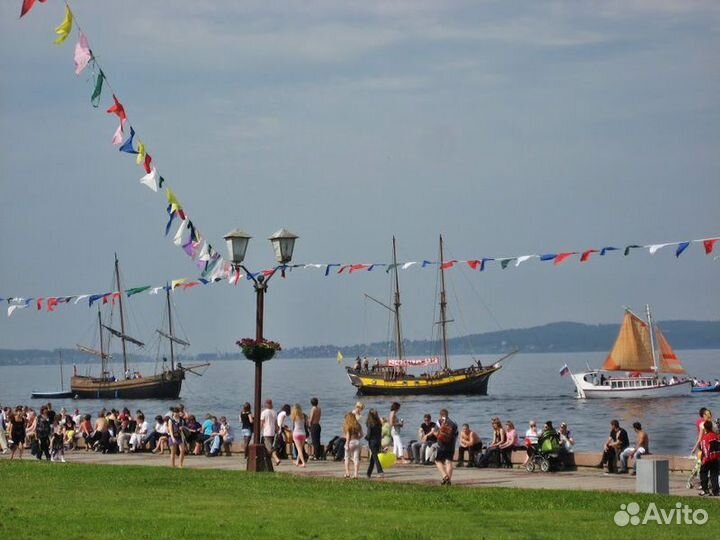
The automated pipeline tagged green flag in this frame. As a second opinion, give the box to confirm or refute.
[91,69,105,108]
[125,285,151,297]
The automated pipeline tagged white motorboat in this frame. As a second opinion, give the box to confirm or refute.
[568,305,692,399]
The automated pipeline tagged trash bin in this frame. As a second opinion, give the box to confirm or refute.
[636,459,669,494]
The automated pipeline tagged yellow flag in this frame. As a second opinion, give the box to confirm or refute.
[166,188,182,213]
[171,279,187,289]
[54,6,74,45]
[336,351,344,364]
[136,141,146,165]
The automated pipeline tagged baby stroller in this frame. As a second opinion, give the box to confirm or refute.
[526,431,564,473]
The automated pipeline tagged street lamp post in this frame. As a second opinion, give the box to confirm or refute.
[224,228,298,472]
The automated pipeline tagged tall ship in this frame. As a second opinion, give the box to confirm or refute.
[346,236,511,396]
[569,306,691,398]
[71,255,207,399]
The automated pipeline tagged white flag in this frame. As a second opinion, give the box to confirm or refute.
[515,255,534,267]
[140,167,159,192]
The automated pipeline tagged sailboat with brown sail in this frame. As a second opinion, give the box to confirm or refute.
[569,305,691,398]
[346,236,511,396]
[71,256,206,399]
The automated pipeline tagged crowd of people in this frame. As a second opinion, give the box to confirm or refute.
[0,402,236,468]
[2,399,719,492]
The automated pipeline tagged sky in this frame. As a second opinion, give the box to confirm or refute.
[0,0,718,355]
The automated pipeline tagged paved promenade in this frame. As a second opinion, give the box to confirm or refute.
[2,450,700,498]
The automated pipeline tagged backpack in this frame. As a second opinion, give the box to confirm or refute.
[437,421,456,445]
[701,433,720,464]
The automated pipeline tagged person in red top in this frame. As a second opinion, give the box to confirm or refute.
[698,420,720,496]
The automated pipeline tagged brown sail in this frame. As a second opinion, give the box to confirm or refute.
[602,311,655,372]
[656,327,686,374]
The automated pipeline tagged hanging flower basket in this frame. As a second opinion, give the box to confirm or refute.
[237,338,282,362]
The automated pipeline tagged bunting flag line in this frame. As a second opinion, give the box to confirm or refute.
[4,233,717,317]
[14,1,259,290]
[4,274,221,317]
[13,3,719,321]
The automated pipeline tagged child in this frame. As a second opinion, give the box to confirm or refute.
[50,416,65,463]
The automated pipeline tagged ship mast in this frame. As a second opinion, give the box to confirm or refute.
[114,253,129,374]
[166,286,175,371]
[438,235,450,370]
[98,306,106,375]
[392,236,404,360]
[645,304,659,375]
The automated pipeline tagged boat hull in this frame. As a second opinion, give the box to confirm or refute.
[570,372,691,399]
[31,391,74,399]
[70,369,184,399]
[692,385,720,393]
[346,365,501,396]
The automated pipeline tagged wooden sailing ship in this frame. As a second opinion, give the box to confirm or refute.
[71,256,206,399]
[569,306,691,398]
[346,236,510,396]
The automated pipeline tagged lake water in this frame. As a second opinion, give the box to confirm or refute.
[1,350,718,455]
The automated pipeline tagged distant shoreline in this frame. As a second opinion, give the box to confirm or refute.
[2,320,718,366]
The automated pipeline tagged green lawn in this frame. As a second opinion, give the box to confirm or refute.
[0,461,717,539]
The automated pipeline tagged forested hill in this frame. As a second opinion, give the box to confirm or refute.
[280,320,720,359]
[1,320,718,364]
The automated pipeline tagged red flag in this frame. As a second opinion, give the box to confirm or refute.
[466,260,481,270]
[441,260,457,270]
[36,298,44,311]
[106,95,127,124]
[554,252,576,265]
[47,297,58,312]
[580,249,598,262]
[349,264,369,273]
[704,239,718,254]
[143,153,153,173]
[20,0,47,18]
[181,282,200,289]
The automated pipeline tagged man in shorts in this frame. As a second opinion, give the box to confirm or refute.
[260,399,280,466]
[435,408,458,485]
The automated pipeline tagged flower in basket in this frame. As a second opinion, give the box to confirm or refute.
[236,338,282,362]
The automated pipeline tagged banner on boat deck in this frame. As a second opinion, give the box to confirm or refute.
[387,357,439,368]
